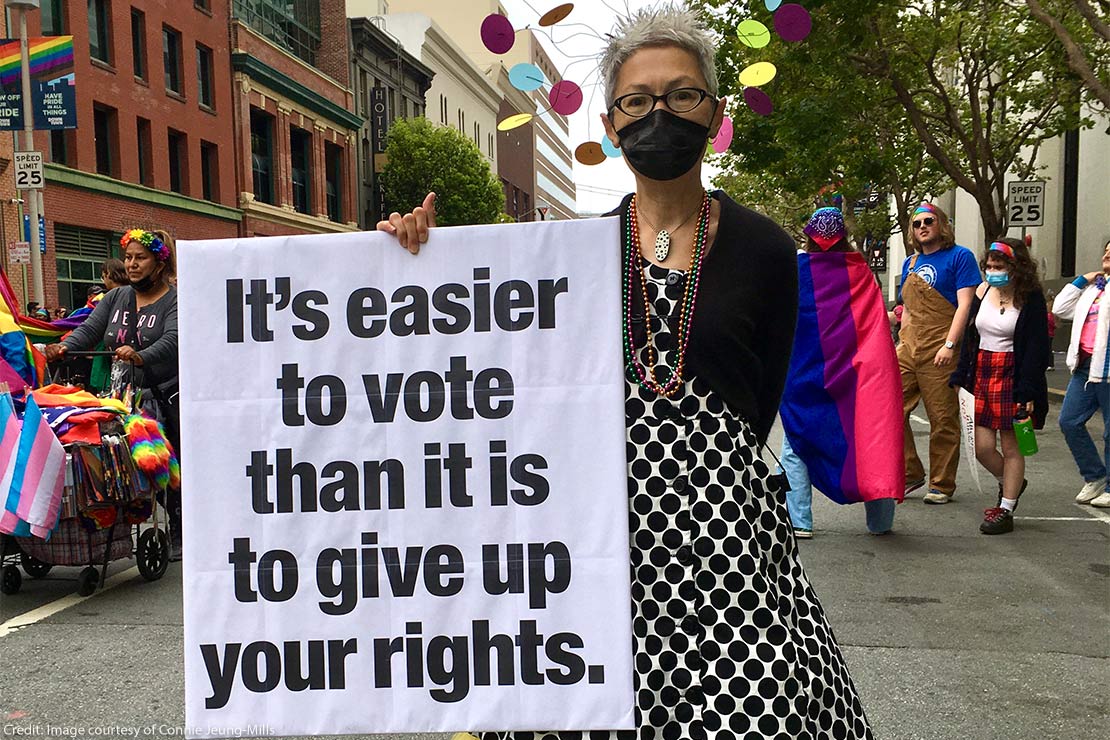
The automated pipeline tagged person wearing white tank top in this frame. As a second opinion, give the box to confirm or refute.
[949,238,1050,535]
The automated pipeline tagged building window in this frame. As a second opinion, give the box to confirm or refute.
[93,104,117,176]
[88,0,111,64]
[200,140,218,201]
[250,108,274,204]
[130,10,145,80]
[195,0,211,10]
[42,0,65,35]
[290,127,312,214]
[457,109,465,131]
[231,0,320,66]
[54,224,116,315]
[488,133,493,158]
[136,118,152,186]
[325,141,342,223]
[196,43,214,109]
[167,129,186,194]
[473,121,479,145]
[440,95,446,125]
[50,130,70,166]
[163,26,183,95]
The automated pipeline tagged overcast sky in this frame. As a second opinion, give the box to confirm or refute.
[497,0,722,215]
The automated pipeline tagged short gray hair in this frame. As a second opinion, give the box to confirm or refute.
[600,4,718,108]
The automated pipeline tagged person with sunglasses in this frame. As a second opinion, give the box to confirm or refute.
[378,7,872,739]
[949,239,1049,534]
[1053,238,1110,508]
[896,203,981,505]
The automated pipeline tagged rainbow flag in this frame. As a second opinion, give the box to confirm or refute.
[0,36,74,86]
[0,268,61,388]
[780,251,905,504]
[0,394,65,539]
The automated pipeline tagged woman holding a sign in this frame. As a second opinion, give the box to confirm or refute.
[949,239,1049,534]
[381,6,871,739]
[43,228,181,557]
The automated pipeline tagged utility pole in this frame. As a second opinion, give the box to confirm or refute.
[7,0,43,306]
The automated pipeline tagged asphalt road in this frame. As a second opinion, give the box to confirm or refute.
[2,366,1107,739]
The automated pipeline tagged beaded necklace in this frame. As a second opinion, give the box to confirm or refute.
[622,190,711,397]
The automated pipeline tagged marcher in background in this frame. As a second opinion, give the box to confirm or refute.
[44,228,183,555]
[780,207,904,538]
[1053,238,1110,508]
[950,239,1049,534]
[101,257,127,291]
[896,203,981,504]
[378,7,873,738]
[1046,289,1057,369]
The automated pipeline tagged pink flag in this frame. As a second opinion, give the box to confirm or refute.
[0,395,65,539]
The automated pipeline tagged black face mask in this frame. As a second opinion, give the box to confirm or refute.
[131,274,156,293]
[616,109,710,181]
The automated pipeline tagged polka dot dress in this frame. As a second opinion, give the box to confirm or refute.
[482,261,872,740]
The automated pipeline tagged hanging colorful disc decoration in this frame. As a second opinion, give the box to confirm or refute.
[509,63,546,91]
[481,14,515,54]
[498,113,534,131]
[743,87,774,116]
[538,3,575,27]
[548,80,583,115]
[774,4,813,42]
[711,116,734,153]
[764,0,783,10]
[601,137,621,158]
[738,61,777,87]
[737,19,771,48]
[575,141,606,165]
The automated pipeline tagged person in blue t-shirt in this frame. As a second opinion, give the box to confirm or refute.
[893,203,981,504]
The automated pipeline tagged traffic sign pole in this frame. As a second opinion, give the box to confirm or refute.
[13,3,44,306]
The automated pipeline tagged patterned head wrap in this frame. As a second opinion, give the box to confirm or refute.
[803,207,846,251]
[912,203,939,218]
[988,241,1015,260]
[120,229,171,262]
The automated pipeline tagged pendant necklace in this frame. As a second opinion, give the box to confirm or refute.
[637,197,705,262]
[999,293,1010,315]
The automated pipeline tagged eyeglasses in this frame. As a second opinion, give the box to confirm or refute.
[912,216,936,229]
[609,87,713,118]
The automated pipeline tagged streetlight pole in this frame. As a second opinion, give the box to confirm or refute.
[7,0,42,306]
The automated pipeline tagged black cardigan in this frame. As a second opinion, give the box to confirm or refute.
[949,286,1051,428]
[612,191,798,444]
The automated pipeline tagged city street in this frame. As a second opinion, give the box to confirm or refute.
[1,363,1107,740]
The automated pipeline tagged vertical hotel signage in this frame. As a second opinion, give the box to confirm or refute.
[370,86,390,220]
[0,36,77,130]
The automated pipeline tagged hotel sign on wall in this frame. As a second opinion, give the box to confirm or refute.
[370,86,390,220]
[0,36,77,130]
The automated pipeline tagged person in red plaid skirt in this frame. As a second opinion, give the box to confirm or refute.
[950,238,1050,534]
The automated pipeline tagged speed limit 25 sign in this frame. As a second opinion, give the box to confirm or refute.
[14,151,44,190]
[1006,180,1045,227]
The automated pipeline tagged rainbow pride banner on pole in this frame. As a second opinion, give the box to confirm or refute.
[0,36,76,130]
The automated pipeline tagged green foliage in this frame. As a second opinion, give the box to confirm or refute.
[696,0,1095,243]
[381,117,506,226]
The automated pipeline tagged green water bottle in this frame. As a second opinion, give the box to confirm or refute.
[1013,410,1038,456]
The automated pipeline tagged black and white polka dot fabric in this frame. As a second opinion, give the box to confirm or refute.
[482,261,871,740]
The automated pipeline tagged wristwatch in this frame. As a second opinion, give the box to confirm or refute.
[944,340,955,350]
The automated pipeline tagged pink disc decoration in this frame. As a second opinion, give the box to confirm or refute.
[711,116,734,153]
[481,14,515,54]
[774,4,812,42]
[548,80,583,115]
[744,87,774,116]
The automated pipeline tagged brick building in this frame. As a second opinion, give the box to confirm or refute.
[28,0,242,310]
[230,0,361,236]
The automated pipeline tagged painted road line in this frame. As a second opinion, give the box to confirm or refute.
[910,414,930,426]
[0,566,140,639]
[1016,516,1110,523]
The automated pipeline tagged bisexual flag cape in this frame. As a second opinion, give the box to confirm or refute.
[780,251,904,504]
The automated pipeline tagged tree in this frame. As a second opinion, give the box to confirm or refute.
[381,117,506,226]
[699,0,1094,244]
[1022,0,1110,108]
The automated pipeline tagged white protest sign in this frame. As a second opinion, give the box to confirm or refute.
[957,388,983,494]
[177,219,634,737]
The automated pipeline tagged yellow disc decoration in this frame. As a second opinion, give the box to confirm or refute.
[738,61,777,87]
[497,113,534,131]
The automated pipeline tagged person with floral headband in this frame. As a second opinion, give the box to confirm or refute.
[949,238,1049,534]
[895,202,981,505]
[44,227,182,558]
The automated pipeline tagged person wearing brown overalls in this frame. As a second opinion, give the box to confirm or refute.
[894,204,982,503]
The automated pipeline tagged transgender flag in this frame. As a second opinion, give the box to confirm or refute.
[780,251,904,504]
[0,394,65,539]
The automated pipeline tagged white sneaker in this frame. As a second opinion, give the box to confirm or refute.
[1076,479,1106,504]
[1090,492,1110,508]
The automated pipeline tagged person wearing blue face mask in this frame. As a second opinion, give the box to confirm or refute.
[950,238,1050,534]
